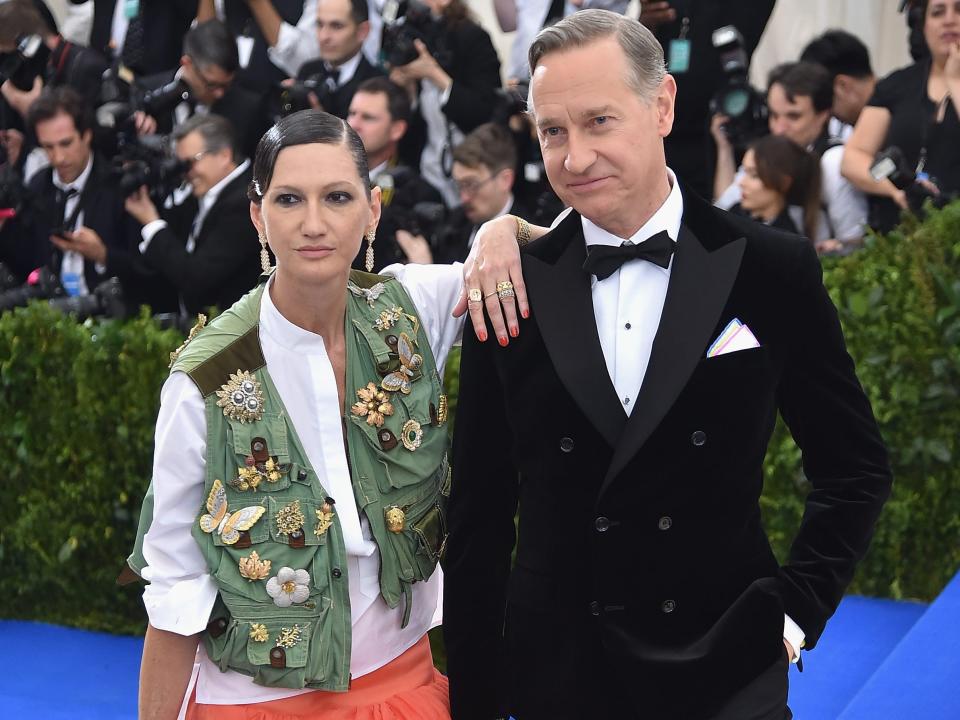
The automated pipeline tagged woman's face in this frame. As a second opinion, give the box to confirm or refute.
[924,1,960,63]
[738,149,785,216]
[251,141,380,287]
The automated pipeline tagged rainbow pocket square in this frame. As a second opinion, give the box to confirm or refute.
[706,318,761,358]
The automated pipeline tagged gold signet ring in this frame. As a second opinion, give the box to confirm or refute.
[468,288,483,303]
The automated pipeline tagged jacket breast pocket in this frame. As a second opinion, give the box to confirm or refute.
[699,345,770,374]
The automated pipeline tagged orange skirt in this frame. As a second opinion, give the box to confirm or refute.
[185,635,450,720]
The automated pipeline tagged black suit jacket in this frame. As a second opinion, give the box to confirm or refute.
[434,198,530,265]
[297,55,384,120]
[24,157,168,308]
[138,70,270,159]
[443,189,892,719]
[85,0,196,76]
[141,165,261,314]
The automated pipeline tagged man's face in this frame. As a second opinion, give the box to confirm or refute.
[175,130,233,197]
[316,0,367,66]
[767,83,829,148]
[182,56,233,106]
[35,112,92,185]
[452,161,512,225]
[348,91,403,159]
[530,37,676,238]
[833,74,876,126]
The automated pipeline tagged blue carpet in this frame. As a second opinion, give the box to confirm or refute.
[0,590,946,718]
[837,570,960,719]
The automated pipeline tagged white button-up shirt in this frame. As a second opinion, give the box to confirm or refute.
[140,263,463,706]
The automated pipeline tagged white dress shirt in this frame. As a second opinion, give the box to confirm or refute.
[53,155,97,295]
[581,169,806,658]
[140,263,464,706]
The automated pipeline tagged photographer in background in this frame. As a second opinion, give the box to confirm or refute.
[0,0,107,123]
[123,114,261,314]
[714,61,867,253]
[294,0,384,120]
[433,122,527,264]
[136,20,270,159]
[842,0,960,235]
[347,76,443,269]
[386,0,501,208]
[19,87,153,301]
[801,29,877,134]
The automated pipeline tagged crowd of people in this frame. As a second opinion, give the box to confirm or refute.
[0,0,952,319]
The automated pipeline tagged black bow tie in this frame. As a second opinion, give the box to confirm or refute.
[582,230,675,280]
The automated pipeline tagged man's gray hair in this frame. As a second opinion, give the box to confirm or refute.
[172,113,241,163]
[528,9,666,104]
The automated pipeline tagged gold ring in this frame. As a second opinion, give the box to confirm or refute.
[468,288,483,303]
[496,281,514,293]
[484,291,498,299]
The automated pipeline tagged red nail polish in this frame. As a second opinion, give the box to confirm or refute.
[498,336,508,347]
[510,326,519,338]
[521,309,530,319]
[478,330,487,342]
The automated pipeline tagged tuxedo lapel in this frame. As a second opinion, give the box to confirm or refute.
[524,214,625,448]
[600,224,746,493]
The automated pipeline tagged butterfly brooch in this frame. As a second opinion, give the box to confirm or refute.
[380,332,423,395]
[199,478,266,545]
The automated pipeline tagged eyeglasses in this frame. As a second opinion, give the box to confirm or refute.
[454,173,500,196]
[194,67,232,93]
[184,150,212,166]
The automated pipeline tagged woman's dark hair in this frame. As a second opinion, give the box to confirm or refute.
[248,110,370,204]
[441,0,470,27]
[749,134,822,240]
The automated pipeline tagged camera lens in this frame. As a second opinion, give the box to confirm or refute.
[721,88,751,118]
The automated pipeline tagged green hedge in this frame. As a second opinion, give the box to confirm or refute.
[2,203,960,635]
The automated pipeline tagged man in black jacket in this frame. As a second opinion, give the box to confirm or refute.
[124,114,260,315]
[18,86,163,308]
[444,11,891,720]
[137,20,270,160]
[296,0,384,120]
[347,76,443,269]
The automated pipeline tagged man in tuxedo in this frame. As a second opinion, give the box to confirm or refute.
[19,86,164,308]
[137,20,270,160]
[434,122,528,264]
[296,0,383,120]
[443,10,892,720]
[347,76,443,269]
[123,114,261,314]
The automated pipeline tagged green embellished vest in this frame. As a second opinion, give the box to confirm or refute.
[128,271,450,692]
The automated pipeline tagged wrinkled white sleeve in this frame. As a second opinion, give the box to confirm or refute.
[140,371,218,635]
[821,145,867,243]
[268,0,320,77]
[714,168,745,210]
[381,263,464,374]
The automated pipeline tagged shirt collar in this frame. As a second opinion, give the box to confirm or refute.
[582,167,683,249]
[200,158,250,209]
[53,153,94,193]
[259,275,329,354]
[331,50,363,86]
[369,160,389,182]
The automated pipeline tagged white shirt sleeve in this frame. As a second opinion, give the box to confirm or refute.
[138,219,169,254]
[784,613,806,661]
[714,169,744,211]
[381,263,465,374]
[268,0,320,77]
[140,371,218,636]
[820,145,867,243]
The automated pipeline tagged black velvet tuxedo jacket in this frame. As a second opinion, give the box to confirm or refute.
[443,189,892,720]
[142,165,261,314]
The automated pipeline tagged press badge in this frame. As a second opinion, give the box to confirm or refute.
[668,38,691,74]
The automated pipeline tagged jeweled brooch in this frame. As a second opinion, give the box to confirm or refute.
[168,313,207,368]
[374,306,403,331]
[275,500,306,537]
[401,419,423,451]
[385,505,407,533]
[238,550,272,581]
[266,567,311,607]
[315,497,336,536]
[249,623,269,643]
[215,370,264,423]
[380,333,423,395]
[348,280,386,307]
[198,478,266,545]
[351,382,394,427]
[275,624,303,648]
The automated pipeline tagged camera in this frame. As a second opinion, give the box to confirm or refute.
[47,276,127,320]
[870,146,956,214]
[0,33,44,90]
[273,74,336,118]
[0,266,65,312]
[380,0,448,68]
[709,26,768,149]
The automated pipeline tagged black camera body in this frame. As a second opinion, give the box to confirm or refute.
[274,74,336,117]
[709,26,768,149]
[0,34,45,91]
[380,0,449,68]
[0,266,66,312]
[871,146,957,213]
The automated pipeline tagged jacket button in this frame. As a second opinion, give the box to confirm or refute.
[297,469,308,481]
[658,516,672,531]
[331,567,342,579]
[661,599,676,614]
[595,516,611,532]
[588,601,601,616]
[560,437,574,453]
[691,430,707,447]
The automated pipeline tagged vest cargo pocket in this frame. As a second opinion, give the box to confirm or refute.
[244,618,323,688]
[228,414,292,493]
[412,501,447,578]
